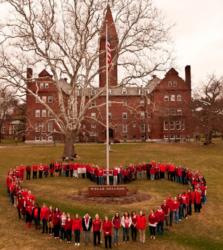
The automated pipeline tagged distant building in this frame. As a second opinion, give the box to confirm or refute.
[1,103,25,141]
[25,5,192,143]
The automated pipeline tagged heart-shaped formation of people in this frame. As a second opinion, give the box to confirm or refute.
[6,161,207,247]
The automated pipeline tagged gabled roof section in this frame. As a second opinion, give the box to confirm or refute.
[165,68,179,77]
[38,69,52,78]
[146,76,161,93]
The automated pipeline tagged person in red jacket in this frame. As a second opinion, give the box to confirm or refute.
[32,165,38,179]
[53,207,61,238]
[25,199,34,228]
[40,203,49,233]
[112,212,121,246]
[92,214,102,246]
[16,193,24,220]
[172,197,180,223]
[130,211,137,241]
[72,213,82,246]
[26,165,31,180]
[48,206,54,235]
[161,200,169,227]
[33,203,40,229]
[194,189,202,212]
[65,213,72,243]
[102,216,112,249]
[148,209,157,239]
[136,210,147,243]
[38,164,44,179]
[155,206,165,235]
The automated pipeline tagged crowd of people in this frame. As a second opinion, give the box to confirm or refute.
[6,160,207,248]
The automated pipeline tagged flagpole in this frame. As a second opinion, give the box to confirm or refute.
[105,21,110,186]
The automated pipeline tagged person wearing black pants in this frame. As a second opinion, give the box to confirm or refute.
[92,214,102,246]
[131,212,137,241]
[94,231,101,246]
[148,210,157,240]
[26,166,31,180]
[103,216,112,249]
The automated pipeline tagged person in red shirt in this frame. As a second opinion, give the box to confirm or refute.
[16,193,24,220]
[150,166,155,181]
[194,189,202,212]
[40,203,49,233]
[130,211,137,241]
[161,199,169,227]
[181,192,189,218]
[25,199,34,228]
[38,164,44,179]
[148,209,157,239]
[172,196,180,223]
[136,210,147,243]
[53,207,61,238]
[159,163,166,179]
[92,214,102,246]
[166,196,174,226]
[102,216,112,249]
[44,165,49,178]
[48,206,54,235]
[33,203,40,229]
[26,165,31,180]
[155,206,165,235]
[32,165,38,179]
[112,212,121,246]
[72,213,82,246]
[65,213,72,243]
[113,168,118,185]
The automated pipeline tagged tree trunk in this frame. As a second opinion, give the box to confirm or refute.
[62,131,77,161]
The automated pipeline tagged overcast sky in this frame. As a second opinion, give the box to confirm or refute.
[1,1,222,90]
[154,0,223,89]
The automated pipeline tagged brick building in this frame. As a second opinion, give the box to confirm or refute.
[0,103,25,142]
[25,6,192,143]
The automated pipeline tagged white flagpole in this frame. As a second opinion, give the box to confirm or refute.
[105,21,110,186]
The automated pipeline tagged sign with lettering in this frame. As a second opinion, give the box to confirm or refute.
[88,185,128,197]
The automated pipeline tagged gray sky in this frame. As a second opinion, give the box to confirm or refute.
[154,0,223,89]
[1,1,222,90]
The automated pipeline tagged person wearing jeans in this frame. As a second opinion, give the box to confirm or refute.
[121,212,132,242]
[112,213,121,246]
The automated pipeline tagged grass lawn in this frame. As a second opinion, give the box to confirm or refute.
[0,142,223,250]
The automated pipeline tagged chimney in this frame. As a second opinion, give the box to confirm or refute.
[185,65,191,89]
[27,68,33,79]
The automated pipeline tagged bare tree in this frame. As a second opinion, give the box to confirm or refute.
[192,75,223,145]
[0,0,172,159]
[0,86,15,142]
